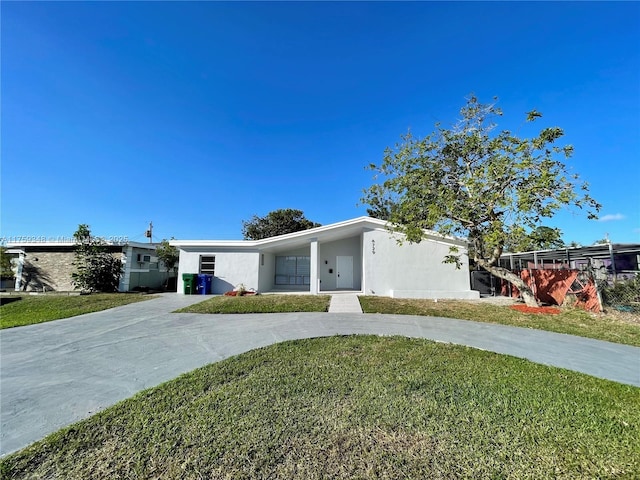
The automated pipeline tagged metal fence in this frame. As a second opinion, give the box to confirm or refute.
[599,274,640,313]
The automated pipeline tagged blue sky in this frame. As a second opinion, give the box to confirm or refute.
[2,1,639,245]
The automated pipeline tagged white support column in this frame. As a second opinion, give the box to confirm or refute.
[14,252,25,291]
[310,238,318,295]
[360,233,366,295]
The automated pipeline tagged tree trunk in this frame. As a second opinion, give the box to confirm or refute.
[480,264,539,307]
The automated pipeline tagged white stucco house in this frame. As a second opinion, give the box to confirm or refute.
[171,217,479,299]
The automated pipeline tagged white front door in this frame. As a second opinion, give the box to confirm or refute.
[336,256,354,289]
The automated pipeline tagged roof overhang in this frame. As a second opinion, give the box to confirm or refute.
[500,243,640,262]
[170,216,467,251]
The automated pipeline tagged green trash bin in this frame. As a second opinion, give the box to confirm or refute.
[182,273,198,295]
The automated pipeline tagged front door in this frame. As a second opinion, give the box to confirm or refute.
[336,256,354,289]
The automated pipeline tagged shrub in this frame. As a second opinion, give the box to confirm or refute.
[601,275,640,312]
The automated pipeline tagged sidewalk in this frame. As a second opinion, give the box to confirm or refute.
[328,293,363,313]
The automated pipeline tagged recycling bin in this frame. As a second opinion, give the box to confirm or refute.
[197,274,213,295]
[182,273,198,295]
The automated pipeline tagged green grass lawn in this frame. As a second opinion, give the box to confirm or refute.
[176,294,331,314]
[1,336,637,479]
[359,296,640,347]
[0,293,154,329]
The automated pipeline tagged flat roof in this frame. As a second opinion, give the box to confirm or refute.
[500,243,640,262]
[4,241,157,249]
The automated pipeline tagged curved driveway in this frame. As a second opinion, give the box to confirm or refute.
[1,293,638,456]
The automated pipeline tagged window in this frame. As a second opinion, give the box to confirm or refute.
[275,256,310,285]
[200,255,215,275]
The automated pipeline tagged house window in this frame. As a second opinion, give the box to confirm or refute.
[200,256,215,275]
[275,256,310,285]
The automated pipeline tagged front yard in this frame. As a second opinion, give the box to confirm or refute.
[2,336,638,479]
[0,293,153,329]
[359,296,640,347]
[175,294,331,314]
[2,292,638,347]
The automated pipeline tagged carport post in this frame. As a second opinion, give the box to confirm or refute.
[608,242,617,282]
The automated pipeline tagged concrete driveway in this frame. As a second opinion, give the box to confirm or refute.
[1,293,638,456]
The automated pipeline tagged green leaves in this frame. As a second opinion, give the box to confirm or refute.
[71,224,123,293]
[0,247,15,280]
[156,239,179,273]
[504,226,565,253]
[362,95,600,299]
[241,209,321,240]
[526,109,543,122]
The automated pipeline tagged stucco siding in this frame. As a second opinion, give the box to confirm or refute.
[278,246,310,256]
[172,217,477,299]
[362,228,477,299]
[318,236,362,291]
[122,246,163,291]
[177,249,260,294]
[258,253,275,292]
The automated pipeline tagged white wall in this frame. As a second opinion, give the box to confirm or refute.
[124,246,163,291]
[177,248,260,294]
[258,252,275,292]
[175,223,477,299]
[318,236,362,291]
[362,228,478,299]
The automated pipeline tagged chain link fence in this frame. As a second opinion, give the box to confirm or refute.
[599,274,640,313]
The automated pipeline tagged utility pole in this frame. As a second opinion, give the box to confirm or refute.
[145,221,153,243]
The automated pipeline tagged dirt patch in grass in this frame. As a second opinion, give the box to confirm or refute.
[510,304,561,314]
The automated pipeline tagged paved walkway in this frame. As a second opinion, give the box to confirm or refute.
[1,293,638,456]
[328,293,363,313]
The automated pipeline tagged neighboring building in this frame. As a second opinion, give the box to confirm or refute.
[498,243,640,281]
[4,241,172,292]
[171,216,479,299]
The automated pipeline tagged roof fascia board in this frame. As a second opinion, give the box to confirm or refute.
[170,216,467,248]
